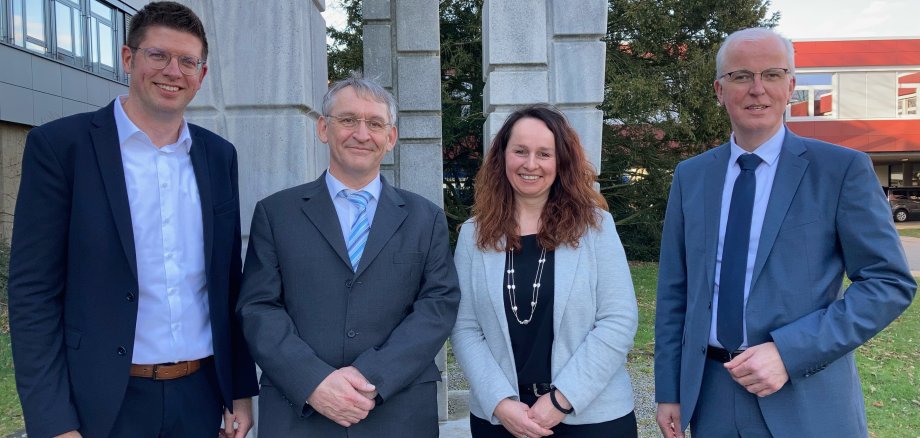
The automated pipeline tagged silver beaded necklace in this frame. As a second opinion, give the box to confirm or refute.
[505,246,548,325]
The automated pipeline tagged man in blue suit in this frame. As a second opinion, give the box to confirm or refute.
[655,27,916,437]
[8,2,257,437]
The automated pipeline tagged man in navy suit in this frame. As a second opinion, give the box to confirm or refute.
[655,28,916,437]
[8,2,257,437]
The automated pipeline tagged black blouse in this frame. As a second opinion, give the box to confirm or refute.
[503,234,555,385]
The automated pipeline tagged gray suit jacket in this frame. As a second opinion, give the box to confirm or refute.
[451,210,638,425]
[655,130,916,437]
[238,173,461,437]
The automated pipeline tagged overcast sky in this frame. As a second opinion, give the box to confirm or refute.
[769,0,920,39]
[322,1,920,40]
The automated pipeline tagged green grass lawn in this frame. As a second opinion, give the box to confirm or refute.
[897,228,920,239]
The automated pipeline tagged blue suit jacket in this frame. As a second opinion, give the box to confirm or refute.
[654,130,916,437]
[8,102,259,438]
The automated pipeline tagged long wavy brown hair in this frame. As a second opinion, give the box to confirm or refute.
[473,105,608,252]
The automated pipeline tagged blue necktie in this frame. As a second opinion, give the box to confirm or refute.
[717,153,762,353]
[344,190,372,271]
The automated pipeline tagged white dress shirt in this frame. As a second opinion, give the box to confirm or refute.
[709,126,785,349]
[325,171,383,240]
[114,96,212,364]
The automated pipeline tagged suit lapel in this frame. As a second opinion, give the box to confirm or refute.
[301,175,352,269]
[189,128,214,279]
[751,131,808,289]
[355,180,407,277]
[552,244,578,335]
[704,144,731,294]
[91,103,138,281]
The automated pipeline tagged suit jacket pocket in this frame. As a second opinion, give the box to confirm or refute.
[393,252,424,264]
[64,328,82,349]
[213,197,239,216]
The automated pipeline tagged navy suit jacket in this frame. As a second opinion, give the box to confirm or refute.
[654,130,916,437]
[8,101,259,438]
[238,173,461,437]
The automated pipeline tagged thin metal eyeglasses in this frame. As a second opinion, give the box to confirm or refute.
[130,46,205,76]
[326,115,392,133]
[720,68,790,84]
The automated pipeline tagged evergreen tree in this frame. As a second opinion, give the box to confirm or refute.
[600,0,778,260]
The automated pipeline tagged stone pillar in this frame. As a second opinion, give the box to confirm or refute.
[178,0,330,241]
[363,0,447,420]
[175,1,329,436]
[482,0,607,172]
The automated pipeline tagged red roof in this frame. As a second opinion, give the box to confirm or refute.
[794,40,920,68]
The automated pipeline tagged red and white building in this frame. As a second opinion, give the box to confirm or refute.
[786,38,920,187]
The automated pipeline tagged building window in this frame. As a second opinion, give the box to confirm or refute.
[789,73,835,118]
[1,0,132,83]
[897,72,919,117]
[54,0,81,60]
[12,0,47,52]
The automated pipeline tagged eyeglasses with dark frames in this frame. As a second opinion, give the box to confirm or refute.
[720,68,790,84]
[130,46,206,76]
[326,115,392,133]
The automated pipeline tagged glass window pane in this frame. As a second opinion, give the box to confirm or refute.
[898,72,919,117]
[74,8,82,57]
[55,2,73,53]
[99,22,113,67]
[90,17,98,63]
[795,73,833,87]
[790,89,809,117]
[814,89,834,116]
[25,0,44,42]
[91,0,112,21]
[13,0,24,46]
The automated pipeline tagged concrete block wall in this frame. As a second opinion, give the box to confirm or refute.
[483,0,607,172]
[363,0,448,420]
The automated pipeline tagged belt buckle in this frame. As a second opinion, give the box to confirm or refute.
[151,364,161,380]
[531,384,542,397]
[727,349,742,361]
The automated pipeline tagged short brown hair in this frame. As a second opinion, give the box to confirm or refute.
[473,105,607,252]
[127,1,208,60]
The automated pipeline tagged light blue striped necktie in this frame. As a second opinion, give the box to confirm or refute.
[343,190,372,271]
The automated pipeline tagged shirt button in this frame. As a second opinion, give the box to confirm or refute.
[347,330,357,338]
[117,346,127,356]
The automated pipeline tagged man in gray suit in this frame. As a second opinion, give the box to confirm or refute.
[238,74,460,437]
[654,28,916,437]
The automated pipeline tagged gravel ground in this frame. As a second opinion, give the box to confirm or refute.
[447,353,660,437]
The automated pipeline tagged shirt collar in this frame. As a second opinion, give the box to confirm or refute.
[729,125,785,168]
[325,170,383,201]
[114,95,192,153]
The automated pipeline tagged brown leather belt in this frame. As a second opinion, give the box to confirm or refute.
[130,357,208,380]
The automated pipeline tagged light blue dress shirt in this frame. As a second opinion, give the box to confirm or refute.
[324,171,383,242]
[710,126,785,349]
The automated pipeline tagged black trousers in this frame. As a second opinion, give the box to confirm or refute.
[108,360,223,438]
[469,390,638,438]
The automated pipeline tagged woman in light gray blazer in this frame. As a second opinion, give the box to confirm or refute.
[451,105,639,438]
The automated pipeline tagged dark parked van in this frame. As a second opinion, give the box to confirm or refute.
[886,187,920,222]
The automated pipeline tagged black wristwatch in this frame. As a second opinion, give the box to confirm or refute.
[550,388,573,414]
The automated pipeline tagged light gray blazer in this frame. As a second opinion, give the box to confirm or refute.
[451,209,638,425]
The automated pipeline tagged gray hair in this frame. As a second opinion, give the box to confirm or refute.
[716,27,796,79]
[322,71,398,125]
